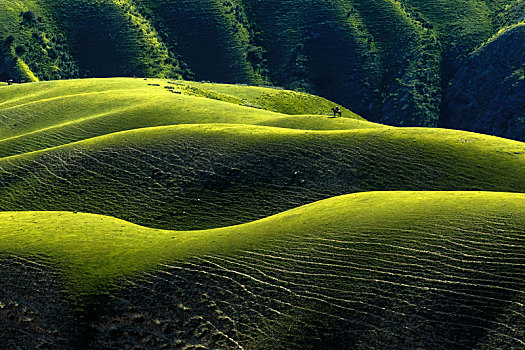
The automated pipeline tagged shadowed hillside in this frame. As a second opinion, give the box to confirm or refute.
[446,23,525,140]
[1,0,524,139]
[1,192,525,348]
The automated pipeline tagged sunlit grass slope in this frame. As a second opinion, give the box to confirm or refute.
[0,78,364,157]
[1,192,524,348]
[1,123,524,230]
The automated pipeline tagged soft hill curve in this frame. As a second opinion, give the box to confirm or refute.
[1,123,524,230]
[0,78,364,157]
[1,192,524,348]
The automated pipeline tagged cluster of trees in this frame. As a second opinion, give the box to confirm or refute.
[0,10,80,83]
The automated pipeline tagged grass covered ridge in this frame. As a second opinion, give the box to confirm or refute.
[1,123,524,230]
[1,191,524,347]
[0,79,523,231]
[1,78,525,347]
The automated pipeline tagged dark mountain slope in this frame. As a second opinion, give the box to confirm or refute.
[446,23,525,140]
[1,0,524,139]
[47,0,179,78]
[133,0,255,83]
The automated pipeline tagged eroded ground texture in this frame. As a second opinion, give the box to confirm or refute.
[2,214,525,349]
[0,257,77,349]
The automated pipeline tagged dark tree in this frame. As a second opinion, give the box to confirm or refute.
[20,11,37,25]
[15,45,26,56]
[3,35,15,48]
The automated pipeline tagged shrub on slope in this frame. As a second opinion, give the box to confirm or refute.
[0,192,524,348]
[1,124,524,230]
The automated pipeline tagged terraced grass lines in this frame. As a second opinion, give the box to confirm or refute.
[1,192,524,348]
[1,123,524,230]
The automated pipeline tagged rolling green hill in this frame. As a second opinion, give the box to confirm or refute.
[1,78,525,348]
[1,123,525,230]
[1,192,525,348]
[0,78,363,157]
[1,0,524,139]
[0,78,523,232]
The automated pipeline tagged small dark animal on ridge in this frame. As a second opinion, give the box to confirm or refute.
[331,106,342,117]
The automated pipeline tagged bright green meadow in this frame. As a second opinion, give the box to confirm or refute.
[0,78,524,348]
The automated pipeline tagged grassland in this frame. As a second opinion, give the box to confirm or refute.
[1,78,525,348]
[0,79,524,231]
[1,123,525,231]
[0,78,362,157]
[1,192,525,348]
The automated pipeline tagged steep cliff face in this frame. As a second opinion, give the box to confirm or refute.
[0,0,523,139]
[446,24,525,141]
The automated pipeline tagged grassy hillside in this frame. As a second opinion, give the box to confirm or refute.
[0,78,362,157]
[1,192,525,348]
[1,78,525,348]
[1,1,524,139]
[0,78,523,231]
[1,122,524,230]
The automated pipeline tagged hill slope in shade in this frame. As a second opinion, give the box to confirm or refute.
[0,192,524,349]
[1,1,524,139]
[446,23,525,140]
[1,123,524,230]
